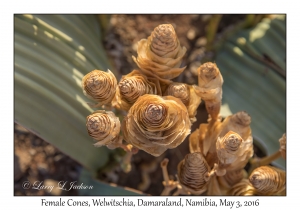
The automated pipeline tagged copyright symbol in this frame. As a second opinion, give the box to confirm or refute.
[22,181,31,189]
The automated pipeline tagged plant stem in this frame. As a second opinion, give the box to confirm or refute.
[249,150,281,173]
[160,158,178,196]
[161,158,170,183]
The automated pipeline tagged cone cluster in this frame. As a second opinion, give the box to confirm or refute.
[81,23,286,195]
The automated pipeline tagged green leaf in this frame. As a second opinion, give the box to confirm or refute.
[216,15,286,169]
[14,14,117,173]
[78,168,144,196]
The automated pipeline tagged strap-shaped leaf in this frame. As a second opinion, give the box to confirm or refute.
[78,168,144,195]
[14,14,117,172]
[216,15,286,169]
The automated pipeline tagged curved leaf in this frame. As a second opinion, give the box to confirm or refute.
[14,14,117,173]
[216,15,286,169]
[78,168,144,196]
